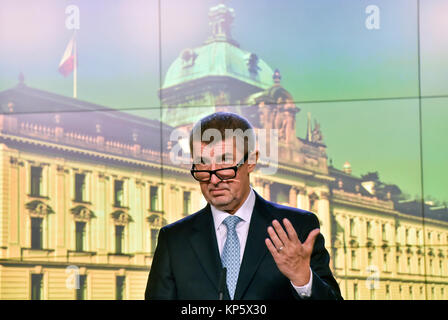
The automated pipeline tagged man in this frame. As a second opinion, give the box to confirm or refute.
[145,112,342,300]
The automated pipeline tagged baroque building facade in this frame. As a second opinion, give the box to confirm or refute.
[0,2,447,299]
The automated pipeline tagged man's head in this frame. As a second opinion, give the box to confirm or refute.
[189,112,258,214]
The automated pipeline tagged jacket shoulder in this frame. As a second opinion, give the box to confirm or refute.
[263,199,320,227]
[160,206,208,233]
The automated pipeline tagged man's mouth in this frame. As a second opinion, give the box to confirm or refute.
[210,188,227,194]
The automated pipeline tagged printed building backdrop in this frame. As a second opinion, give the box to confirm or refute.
[0,0,447,300]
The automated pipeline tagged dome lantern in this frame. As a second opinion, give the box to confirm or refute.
[205,1,239,47]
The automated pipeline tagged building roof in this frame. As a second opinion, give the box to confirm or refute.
[0,81,173,155]
[163,41,274,91]
[161,2,274,92]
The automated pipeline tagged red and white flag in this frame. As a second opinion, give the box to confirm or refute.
[58,36,76,77]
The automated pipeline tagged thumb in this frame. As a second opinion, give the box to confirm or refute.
[304,228,320,252]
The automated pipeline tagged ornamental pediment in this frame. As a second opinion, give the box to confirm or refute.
[349,239,359,248]
[147,213,167,227]
[366,241,375,249]
[70,205,96,222]
[111,210,134,226]
[25,200,54,217]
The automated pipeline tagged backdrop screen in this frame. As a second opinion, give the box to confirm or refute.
[0,0,446,300]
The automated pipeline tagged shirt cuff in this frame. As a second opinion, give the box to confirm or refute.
[290,267,313,298]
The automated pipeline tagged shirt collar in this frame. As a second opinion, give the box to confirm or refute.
[211,187,256,231]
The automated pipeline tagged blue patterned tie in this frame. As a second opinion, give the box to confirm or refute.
[221,215,242,300]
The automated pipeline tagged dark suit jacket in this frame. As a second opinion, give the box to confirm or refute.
[145,191,343,300]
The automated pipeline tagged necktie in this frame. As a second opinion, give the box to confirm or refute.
[221,215,242,300]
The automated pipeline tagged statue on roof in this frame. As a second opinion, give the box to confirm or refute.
[311,119,324,144]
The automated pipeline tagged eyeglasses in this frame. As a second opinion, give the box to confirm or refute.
[190,153,249,182]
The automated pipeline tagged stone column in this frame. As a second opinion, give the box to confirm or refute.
[289,186,298,208]
[263,181,271,201]
[296,186,308,210]
[318,191,331,245]
[55,164,67,255]
[251,177,264,198]
[7,154,21,258]
[97,171,109,263]
[134,179,145,254]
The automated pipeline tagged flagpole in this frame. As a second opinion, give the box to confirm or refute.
[73,31,77,98]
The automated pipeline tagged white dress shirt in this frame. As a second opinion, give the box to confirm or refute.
[210,187,313,298]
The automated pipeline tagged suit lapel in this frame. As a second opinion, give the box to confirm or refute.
[189,204,223,292]
[234,192,273,300]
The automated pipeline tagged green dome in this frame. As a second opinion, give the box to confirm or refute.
[162,41,274,91]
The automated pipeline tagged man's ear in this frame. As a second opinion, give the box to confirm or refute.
[247,150,259,173]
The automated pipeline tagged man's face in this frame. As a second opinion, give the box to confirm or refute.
[192,139,256,213]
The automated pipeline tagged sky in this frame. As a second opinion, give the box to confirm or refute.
[0,0,446,203]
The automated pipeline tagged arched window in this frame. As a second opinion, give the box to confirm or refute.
[111,210,133,254]
[70,205,95,252]
[25,200,55,250]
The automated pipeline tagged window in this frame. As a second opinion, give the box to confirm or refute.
[75,222,86,252]
[334,248,339,269]
[150,229,159,254]
[383,253,388,271]
[368,251,373,265]
[370,288,375,300]
[382,224,387,241]
[430,259,434,274]
[114,180,124,207]
[309,198,317,212]
[367,221,372,239]
[350,218,355,237]
[31,217,43,249]
[30,166,43,196]
[407,257,411,273]
[440,260,443,275]
[396,255,400,272]
[409,286,413,300]
[353,283,358,300]
[76,275,87,300]
[116,276,125,300]
[405,229,410,243]
[31,274,43,300]
[74,173,86,202]
[183,191,191,215]
[351,250,357,269]
[115,225,124,254]
[150,186,159,211]
[386,285,390,300]
[418,258,422,274]
[431,287,435,300]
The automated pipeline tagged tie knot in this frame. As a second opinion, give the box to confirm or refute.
[223,215,241,231]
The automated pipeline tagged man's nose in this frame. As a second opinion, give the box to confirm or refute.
[209,171,221,185]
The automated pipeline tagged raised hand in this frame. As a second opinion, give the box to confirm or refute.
[265,218,320,286]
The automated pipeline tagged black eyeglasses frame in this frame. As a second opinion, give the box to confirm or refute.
[190,153,249,182]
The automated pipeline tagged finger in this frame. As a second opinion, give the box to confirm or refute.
[265,238,280,259]
[304,228,320,251]
[272,220,290,246]
[267,226,284,250]
[283,218,299,243]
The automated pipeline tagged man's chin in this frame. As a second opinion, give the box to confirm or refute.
[209,195,232,208]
